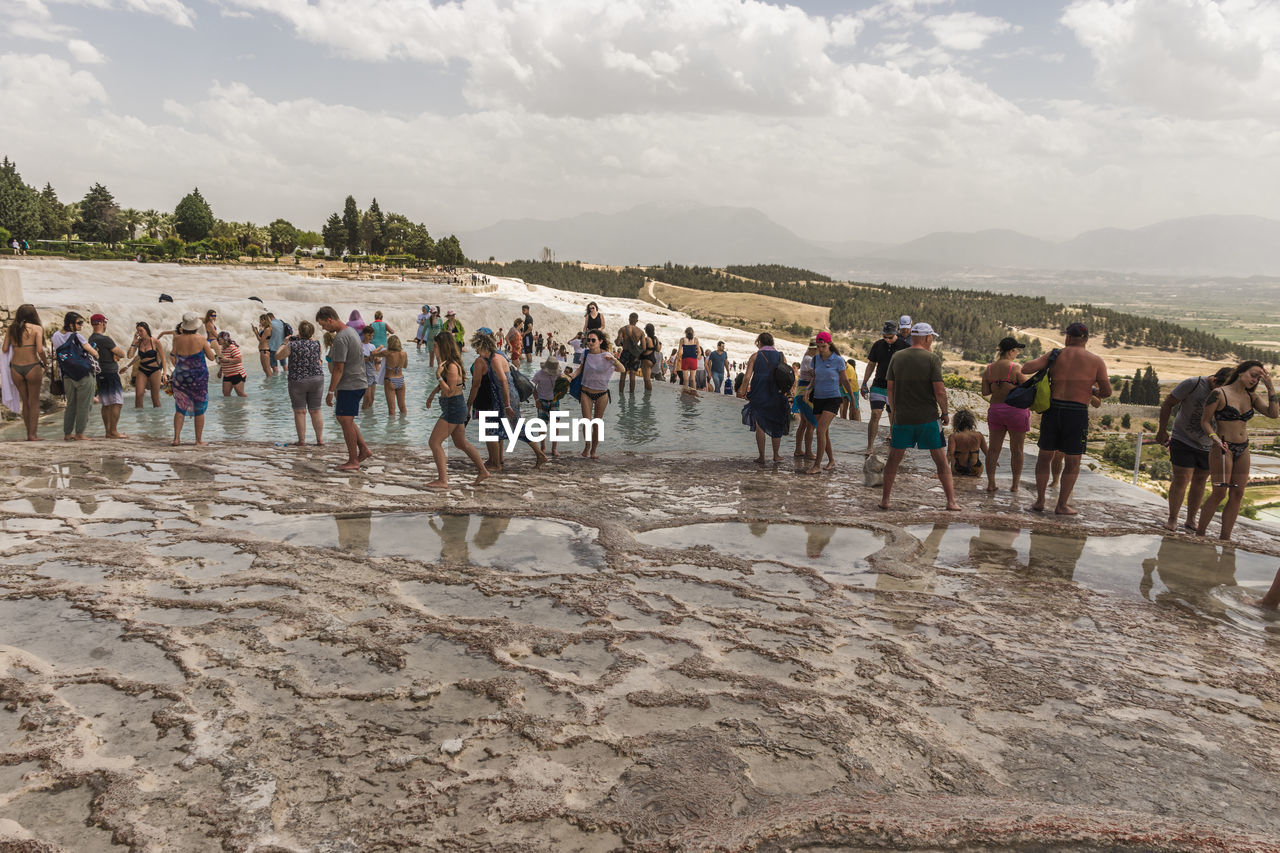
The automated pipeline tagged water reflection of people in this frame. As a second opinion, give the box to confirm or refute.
[968,526,1021,575]
[804,525,835,559]
[473,516,509,550]
[335,512,371,554]
[747,521,769,538]
[429,514,473,564]
[1026,529,1085,581]
[613,387,660,447]
[1140,536,1237,617]
[1255,566,1280,609]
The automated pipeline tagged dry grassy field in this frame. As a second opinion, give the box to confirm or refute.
[650,281,830,334]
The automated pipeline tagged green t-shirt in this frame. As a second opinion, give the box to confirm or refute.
[885,347,943,426]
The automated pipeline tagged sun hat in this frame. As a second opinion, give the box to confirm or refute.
[815,331,833,344]
[1065,322,1089,337]
[180,312,200,332]
[910,322,937,338]
[899,315,912,328]
[543,357,561,371]
[446,309,456,316]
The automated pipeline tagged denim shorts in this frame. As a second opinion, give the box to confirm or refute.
[439,393,468,425]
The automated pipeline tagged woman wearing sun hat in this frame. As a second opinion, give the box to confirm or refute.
[169,312,218,445]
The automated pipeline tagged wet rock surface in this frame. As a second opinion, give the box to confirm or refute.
[2,440,1280,851]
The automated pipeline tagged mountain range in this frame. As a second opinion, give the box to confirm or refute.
[459,204,1280,278]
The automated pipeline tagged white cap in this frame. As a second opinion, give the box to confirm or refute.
[910,322,937,338]
[899,315,912,328]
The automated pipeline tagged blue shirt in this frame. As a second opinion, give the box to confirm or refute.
[708,350,728,372]
[269,318,285,350]
[811,352,847,398]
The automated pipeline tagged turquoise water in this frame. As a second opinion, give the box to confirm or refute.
[12,350,866,454]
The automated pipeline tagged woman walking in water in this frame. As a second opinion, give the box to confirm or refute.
[468,329,548,471]
[678,327,701,396]
[738,332,790,464]
[568,330,622,459]
[276,320,325,446]
[169,313,218,445]
[981,337,1028,492]
[128,321,166,408]
[2,304,47,441]
[1197,361,1278,540]
[216,331,248,397]
[424,333,489,488]
[803,332,852,475]
[381,335,408,415]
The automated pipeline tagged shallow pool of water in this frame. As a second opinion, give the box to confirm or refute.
[9,351,867,455]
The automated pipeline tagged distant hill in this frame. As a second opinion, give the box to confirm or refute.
[459,201,837,268]
[462,205,1280,277]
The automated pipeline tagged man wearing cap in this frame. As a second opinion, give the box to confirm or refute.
[1022,322,1111,515]
[88,314,128,439]
[861,320,910,453]
[880,322,960,511]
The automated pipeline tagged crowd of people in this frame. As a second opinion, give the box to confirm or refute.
[2,299,1278,551]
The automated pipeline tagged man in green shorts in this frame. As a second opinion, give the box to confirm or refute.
[880,322,960,511]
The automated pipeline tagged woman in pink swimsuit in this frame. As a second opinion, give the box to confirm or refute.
[981,337,1029,492]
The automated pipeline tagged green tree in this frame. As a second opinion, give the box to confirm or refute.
[37,183,71,240]
[174,187,214,242]
[342,195,360,253]
[268,218,299,255]
[142,208,162,239]
[0,157,41,241]
[295,229,323,250]
[122,207,143,240]
[161,236,186,259]
[1121,413,1131,430]
[322,213,345,255]
[75,183,127,243]
[1100,413,1113,428]
[436,234,465,265]
[363,197,386,254]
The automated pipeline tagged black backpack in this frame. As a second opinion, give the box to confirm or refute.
[773,360,795,395]
[282,321,294,338]
[56,334,95,381]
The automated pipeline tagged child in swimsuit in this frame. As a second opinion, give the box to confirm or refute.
[947,408,988,478]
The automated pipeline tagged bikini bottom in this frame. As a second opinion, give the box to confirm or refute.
[1227,440,1249,460]
[387,375,404,390]
[582,388,610,403]
[10,362,39,378]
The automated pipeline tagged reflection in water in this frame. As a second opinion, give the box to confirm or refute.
[614,389,661,447]
[430,514,472,564]
[336,513,371,553]
[804,525,835,559]
[969,526,1021,574]
[747,521,769,538]
[1141,536,1238,618]
[100,457,133,483]
[472,516,510,550]
[1027,529,1086,581]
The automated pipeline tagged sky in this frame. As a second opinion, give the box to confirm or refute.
[3,0,1280,244]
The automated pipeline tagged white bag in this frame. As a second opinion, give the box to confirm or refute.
[863,452,885,487]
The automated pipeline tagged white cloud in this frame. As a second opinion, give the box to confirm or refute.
[121,0,195,27]
[0,52,107,111]
[924,11,1016,51]
[67,37,105,63]
[1062,0,1280,118]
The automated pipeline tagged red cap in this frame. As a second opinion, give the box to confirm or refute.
[90,313,107,324]
[815,331,833,344]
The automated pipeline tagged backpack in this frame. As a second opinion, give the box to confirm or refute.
[56,333,95,381]
[773,360,795,395]
[511,368,534,402]
[282,321,294,338]
[1005,349,1059,412]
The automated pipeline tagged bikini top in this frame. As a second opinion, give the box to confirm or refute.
[986,361,1018,387]
[1217,403,1254,422]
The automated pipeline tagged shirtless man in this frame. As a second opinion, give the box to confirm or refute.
[1023,322,1111,515]
[615,313,647,392]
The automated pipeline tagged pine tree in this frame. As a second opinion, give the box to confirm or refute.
[0,157,41,241]
[364,198,386,254]
[322,213,345,255]
[342,195,360,254]
[174,187,214,242]
[75,183,127,243]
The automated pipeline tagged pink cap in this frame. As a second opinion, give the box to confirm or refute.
[815,331,833,344]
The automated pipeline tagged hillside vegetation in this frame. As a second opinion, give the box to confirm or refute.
[473,260,1279,367]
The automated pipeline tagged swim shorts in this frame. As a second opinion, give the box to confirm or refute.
[1168,437,1210,471]
[868,385,888,410]
[987,401,1030,433]
[1037,399,1089,456]
[334,388,363,418]
[890,420,945,450]
[681,357,699,371]
[812,396,842,416]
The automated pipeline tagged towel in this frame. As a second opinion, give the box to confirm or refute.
[0,346,20,413]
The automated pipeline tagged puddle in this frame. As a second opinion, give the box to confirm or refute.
[906,524,1280,620]
[0,598,182,682]
[4,784,116,851]
[145,583,295,604]
[33,561,113,583]
[636,522,886,578]
[151,541,257,576]
[248,512,605,572]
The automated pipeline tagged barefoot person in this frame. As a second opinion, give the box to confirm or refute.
[1196,361,1278,540]
[129,322,166,408]
[424,333,489,488]
[216,331,248,398]
[1155,367,1230,532]
[568,330,622,459]
[469,329,548,471]
[678,328,701,396]
[738,332,790,464]
[861,321,909,455]
[88,314,128,438]
[2,304,47,440]
[52,312,100,441]
[277,321,325,446]
[879,322,960,512]
[947,408,987,480]
[802,332,851,474]
[1025,323,1111,515]
[616,313,647,393]
[981,337,1028,492]
[317,306,372,471]
[168,313,217,446]
[793,338,818,460]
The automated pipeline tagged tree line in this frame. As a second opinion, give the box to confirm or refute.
[0,156,466,265]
